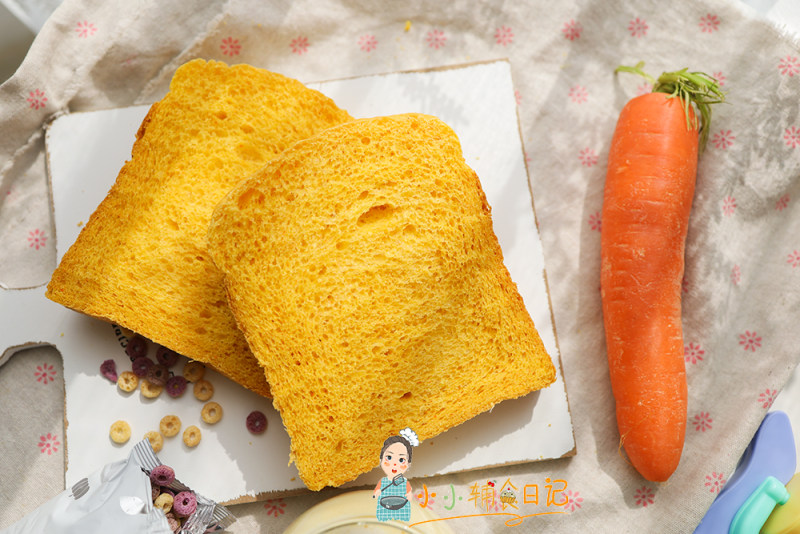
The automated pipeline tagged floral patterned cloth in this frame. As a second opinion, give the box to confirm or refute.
[2,0,800,532]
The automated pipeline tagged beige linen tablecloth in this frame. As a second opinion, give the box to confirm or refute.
[2,0,800,532]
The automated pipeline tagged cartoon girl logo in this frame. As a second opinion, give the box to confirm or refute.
[373,427,419,522]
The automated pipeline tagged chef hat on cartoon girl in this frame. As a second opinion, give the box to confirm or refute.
[379,427,420,462]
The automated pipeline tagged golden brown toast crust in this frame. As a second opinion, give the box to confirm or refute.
[46,59,353,396]
[208,114,556,489]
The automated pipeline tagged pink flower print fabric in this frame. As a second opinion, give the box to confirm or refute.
[2,1,800,533]
[38,433,60,455]
[26,89,47,110]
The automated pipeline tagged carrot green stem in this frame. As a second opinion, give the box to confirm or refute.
[615,61,726,152]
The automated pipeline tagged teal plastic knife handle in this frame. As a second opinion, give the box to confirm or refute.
[729,476,790,534]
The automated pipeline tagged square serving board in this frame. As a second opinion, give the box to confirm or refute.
[0,60,573,504]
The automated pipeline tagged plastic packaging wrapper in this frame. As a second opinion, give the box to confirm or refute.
[0,440,235,534]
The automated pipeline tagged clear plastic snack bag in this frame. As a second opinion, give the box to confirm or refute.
[1,439,235,534]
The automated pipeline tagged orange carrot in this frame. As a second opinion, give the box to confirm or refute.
[601,63,724,481]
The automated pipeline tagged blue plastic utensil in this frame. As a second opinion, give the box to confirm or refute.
[694,411,796,533]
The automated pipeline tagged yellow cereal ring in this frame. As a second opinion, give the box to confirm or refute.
[159,415,182,438]
[182,361,206,382]
[109,420,131,444]
[154,492,173,513]
[140,379,163,399]
[201,402,223,424]
[183,425,201,448]
[144,430,163,453]
[193,379,214,401]
[117,371,138,393]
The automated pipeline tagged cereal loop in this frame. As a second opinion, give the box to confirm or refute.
[173,491,197,517]
[131,356,155,378]
[109,420,131,444]
[154,492,174,513]
[183,425,201,448]
[201,402,223,424]
[144,431,164,453]
[146,364,169,387]
[165,513,180,532]
[246,410,268,435]
[156,345,180,368]
[165,375,188,398]
[160,415,182,438]
[125,334,148,360]
[141,379,164,399]
[117,371,139,393]
[193,379,214,401]
[150,465,175,486]
[183,361,206,382]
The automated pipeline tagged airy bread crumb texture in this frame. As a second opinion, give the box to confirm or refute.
[207,113,556,490]
[45,59,353,396]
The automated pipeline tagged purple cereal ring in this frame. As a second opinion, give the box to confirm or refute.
[156,346,180,368]
[149,465,175,487]
[125,335,148,360]
[152,484,161,501]
[246,410,268,435]
[146,364,169,387]
[165,375,188,398]
[173,491,197,517]
[100,359,117,382]
[131,356,154,378]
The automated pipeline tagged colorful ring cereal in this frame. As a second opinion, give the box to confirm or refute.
[159,415,182,438]
[182,361,206,382]
[140,379,164,399]
[246,410,268,435]
[192,379,214,401]
[125,334,148,360]
[201,402,223,424]
[149,464,175,486]
[109,420,131,444]
[155,345,180,368]
[173,491,197,517]
[116,370,139,393]
[154,492,174,513]
[131,356,155,378]
[146,364,169,387]
[165,375,188,398]
[182,425,201,448]
[165,513,180,532]
[144,430,164,453]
